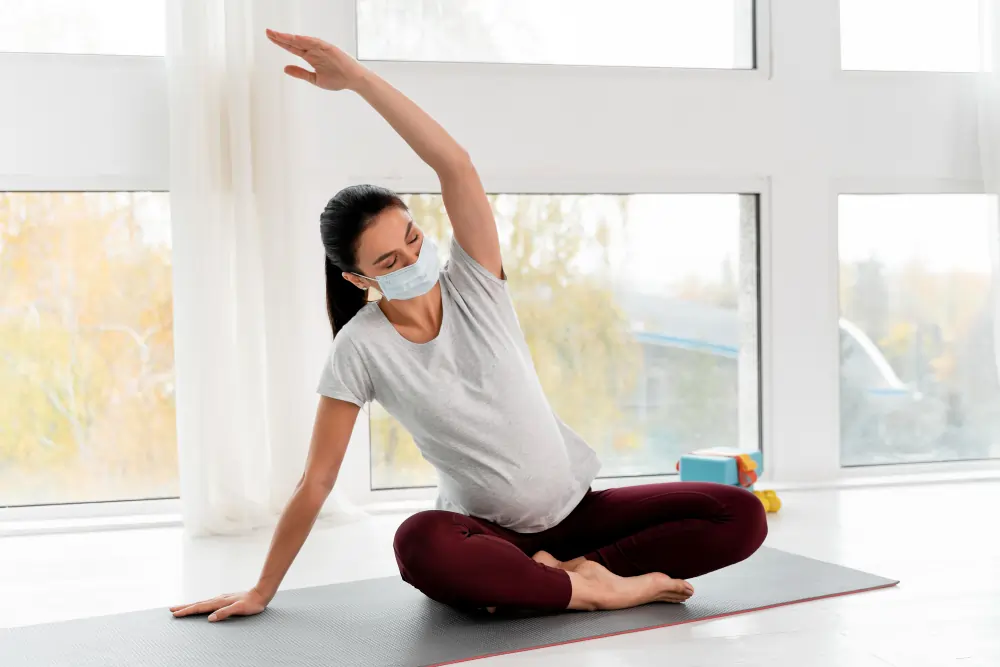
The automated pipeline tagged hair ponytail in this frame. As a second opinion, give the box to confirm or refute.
[325,254,368,338]
[320,184,406,338]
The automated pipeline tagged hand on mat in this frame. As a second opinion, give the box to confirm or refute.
[266,29,367,91]
[170,588,268,623]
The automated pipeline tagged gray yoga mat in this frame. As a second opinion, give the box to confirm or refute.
[0,547,896,667]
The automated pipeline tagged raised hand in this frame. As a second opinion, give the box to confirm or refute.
[170,588,269,623]
[265,29,368,91]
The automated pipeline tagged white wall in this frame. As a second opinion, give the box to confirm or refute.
[0,53,169,190]
[0,0,991,505]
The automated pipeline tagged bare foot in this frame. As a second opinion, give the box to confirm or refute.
[531,550,563,569]
[568,560,694,611]
[532,550,693,611]
[531,551,588,572]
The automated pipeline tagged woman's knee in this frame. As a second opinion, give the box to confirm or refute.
[394,510,496,600]
[393,511,461,582]
[724,486,768,558]
[393,511,504,607]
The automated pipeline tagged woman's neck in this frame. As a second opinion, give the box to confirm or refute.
[377,282,444,342]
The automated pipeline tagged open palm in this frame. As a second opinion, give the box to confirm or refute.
[266,29,367,91]
[170,588,268,623]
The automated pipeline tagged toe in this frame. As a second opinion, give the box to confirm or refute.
[531,551,562,568]
[654,574,694,601]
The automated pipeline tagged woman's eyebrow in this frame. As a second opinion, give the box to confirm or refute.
[372,222,412,265]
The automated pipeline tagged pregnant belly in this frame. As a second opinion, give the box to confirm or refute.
[440,447,578,524]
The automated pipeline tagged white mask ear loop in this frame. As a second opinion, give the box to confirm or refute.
[349,272,381,301]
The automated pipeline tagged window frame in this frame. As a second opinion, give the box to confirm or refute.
[0,52,174,522]
[831,178,1000,476]
[8,0,1000,526]
[354,0,773,79]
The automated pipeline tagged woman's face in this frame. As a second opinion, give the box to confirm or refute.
[345,206,424,289]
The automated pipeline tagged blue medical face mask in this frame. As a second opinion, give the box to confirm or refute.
[356,236,440,301]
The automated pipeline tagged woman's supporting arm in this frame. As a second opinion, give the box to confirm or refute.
[266,29,503,280]
[253,397,359,601]
[170,397,358,621]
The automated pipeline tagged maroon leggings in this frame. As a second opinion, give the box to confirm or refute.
[393,482,767,611]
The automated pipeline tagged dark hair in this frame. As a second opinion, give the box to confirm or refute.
[321,184,407,337]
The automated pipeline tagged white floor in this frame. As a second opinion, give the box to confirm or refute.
[2,482,998,666]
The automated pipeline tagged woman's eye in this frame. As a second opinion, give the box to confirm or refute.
[408,235,419,244]
[385,259,397,269]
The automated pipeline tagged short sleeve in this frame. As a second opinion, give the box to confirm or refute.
[316,335,374,407]
[443,237,507,303]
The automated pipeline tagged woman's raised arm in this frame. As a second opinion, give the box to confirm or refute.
[266,29,503,280]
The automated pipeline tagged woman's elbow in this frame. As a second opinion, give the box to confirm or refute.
[438,148,474,177]
[299,473,336,503]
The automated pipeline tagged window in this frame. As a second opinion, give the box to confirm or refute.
[0,192,176,505]
[840,0,983,72]
[371,193,760,489]
[357,0,755,69]
[839,194,1000,466]
[0,0,166,56]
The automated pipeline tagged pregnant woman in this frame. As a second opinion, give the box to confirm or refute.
[171,30,766,622]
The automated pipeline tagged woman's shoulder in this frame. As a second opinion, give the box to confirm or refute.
[331,302,383,352]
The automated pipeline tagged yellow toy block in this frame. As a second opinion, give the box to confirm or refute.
[752,489,782,513]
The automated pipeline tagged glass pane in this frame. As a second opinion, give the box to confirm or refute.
[357,0,754,69]
[0,0,165,56]
[0,192,177,505]
[839,195,1000,466]
[840,0,983,72]
[371,193,759,490]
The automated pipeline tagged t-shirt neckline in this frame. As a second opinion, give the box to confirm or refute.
[373,279,449,348]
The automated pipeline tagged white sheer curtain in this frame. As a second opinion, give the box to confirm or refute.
[166,0,362,535]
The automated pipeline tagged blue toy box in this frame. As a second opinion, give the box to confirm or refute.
[677,448,764,488]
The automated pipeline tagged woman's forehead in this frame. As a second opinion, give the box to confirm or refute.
[356,207,414,262]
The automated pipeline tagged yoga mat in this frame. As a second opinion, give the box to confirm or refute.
[0,547,896,667]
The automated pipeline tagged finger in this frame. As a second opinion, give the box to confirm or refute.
[172,605,206,617]
[171,602,203,617]
[284,65,317,84]
[267,29,324,50]
[266,28,294,44]
[266,28,295,43]
[268,37,306,57]
[208,602,242,623]
[172,600,223,617]
[266,30,322,57]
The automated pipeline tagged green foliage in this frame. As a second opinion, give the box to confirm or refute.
[0,192,177,504]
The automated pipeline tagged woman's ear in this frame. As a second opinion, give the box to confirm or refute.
[342,271,369,292]
[342,272,381,302]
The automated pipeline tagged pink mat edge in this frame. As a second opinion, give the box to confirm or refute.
[431,579,901,666]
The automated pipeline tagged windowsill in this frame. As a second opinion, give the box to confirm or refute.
[357,466,1000,515]
[770,467,1000,492]
[0,512,181,538]
[4,467,999,537]
[0,498,181,538]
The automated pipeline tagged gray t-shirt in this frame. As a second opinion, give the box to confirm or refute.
[317,238,601,533]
